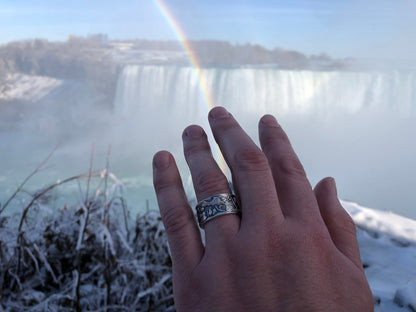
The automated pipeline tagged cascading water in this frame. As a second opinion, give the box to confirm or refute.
[115,65,416,119]
[113,65,416,219]
[2,65,415,218]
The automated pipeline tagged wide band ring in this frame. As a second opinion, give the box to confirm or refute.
[195,193,241,229]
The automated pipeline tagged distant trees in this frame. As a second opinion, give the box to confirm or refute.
[121,39,334,68]
[0,37,117,80]
[124,39,183,51]
[182,41,312,68]
[0,37,120,110]
[0,36,341,75]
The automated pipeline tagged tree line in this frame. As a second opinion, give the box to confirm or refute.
[0,36,345,78]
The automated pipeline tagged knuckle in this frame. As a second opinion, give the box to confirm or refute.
[325,205,357,237]
[264,229,284,253]
[153,174,179,196]
[339,212,357,236]
[302,225,332,251]
[291,221,330,246]
[276,155,306,178]
[262,127,290,148]
[215,117,239,132]
[162,204,193,234]
[184,143,205,161]
[153,177,172,195]
[234,147,269,172]
[195,170,229,195]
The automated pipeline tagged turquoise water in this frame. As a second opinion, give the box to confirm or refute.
[1,66,416,219]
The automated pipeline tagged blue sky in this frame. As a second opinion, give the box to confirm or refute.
[1,0,416,59]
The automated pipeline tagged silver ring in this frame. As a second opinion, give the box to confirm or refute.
[195,193,241,229]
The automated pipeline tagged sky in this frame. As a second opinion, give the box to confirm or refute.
[1,0,416,59]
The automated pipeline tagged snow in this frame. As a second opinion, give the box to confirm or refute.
[342,200,416,311]
[0,73,62,102]
[1,176,415,310]
[396,281,416,310]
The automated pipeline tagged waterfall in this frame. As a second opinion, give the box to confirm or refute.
[114,65,416,119]
[111,65,416,218]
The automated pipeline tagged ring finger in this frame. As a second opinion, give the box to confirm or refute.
[183,125,240,244]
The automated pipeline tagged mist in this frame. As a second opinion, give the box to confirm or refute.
[1,42,415,219]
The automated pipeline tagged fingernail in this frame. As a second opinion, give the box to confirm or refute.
[153,151,171,170]
[260,115,280,127]
[209,107,230,120]
[184,125,203,138]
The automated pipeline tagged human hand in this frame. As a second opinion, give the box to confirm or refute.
[153,107,373,311]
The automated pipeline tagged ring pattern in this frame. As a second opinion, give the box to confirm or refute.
[196,194,241,229]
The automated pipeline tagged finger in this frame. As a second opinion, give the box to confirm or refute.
[314,177,363,270]
[153,151,204,274]
[259,114,321,221]
[208,107,283,229]
[183,125,240,242]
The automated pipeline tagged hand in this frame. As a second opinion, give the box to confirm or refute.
[153,107,373,311]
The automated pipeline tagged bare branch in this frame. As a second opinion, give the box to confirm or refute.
[0,145,59,215]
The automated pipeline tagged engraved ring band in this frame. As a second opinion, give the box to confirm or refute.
[195,193,241,229]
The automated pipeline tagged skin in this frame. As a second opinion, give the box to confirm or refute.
[153,107,374,312]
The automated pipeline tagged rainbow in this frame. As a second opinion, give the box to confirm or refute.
[153,0,229,175]
[152,0,215,110]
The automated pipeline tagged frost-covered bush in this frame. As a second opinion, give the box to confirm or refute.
[0,171,174,311]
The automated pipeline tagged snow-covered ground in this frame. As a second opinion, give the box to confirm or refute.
[342,200,416,311]
[0,73,62,102]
